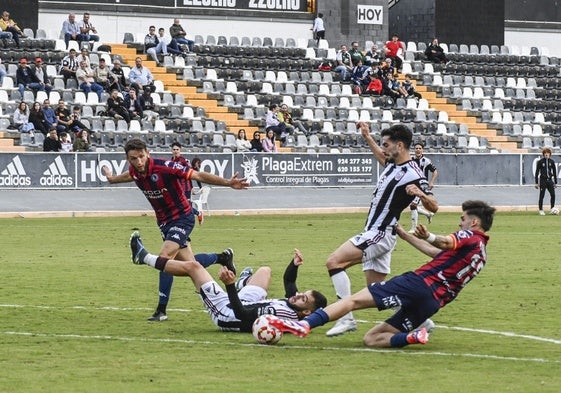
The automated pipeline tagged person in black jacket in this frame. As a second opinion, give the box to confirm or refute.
[129,234,327,333]
[424,37,448,64]
[534,147,558,215]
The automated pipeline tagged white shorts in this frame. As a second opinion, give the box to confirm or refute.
[199,281,267,330]
[349,228,397,274]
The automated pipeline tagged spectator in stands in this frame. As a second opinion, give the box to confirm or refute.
[334,45,353,81]
[378,57,395,78]
[0,28,13,47]
[16,58,45,99]
[60,48,79,83]
[78,47,91,69]
[55,100,73,134]
[250,131,263,152]
[62,13,81,47]
[311,13,325,45]
[265,104,287,140]
[348,41,365,66]
[0,58,6,86]
[107,89,130,123]
[364,73,383,96]
[278,104,309,135]
[383,33,405,72]
[124,88,143,121]
[169,19,194,52]
[93,58,117,91]
[73,130,91,152]
[128,57,154,94]
[70,105,91,134]
[158,27,186,57]
[110,59,127,91]
[402,74,422,99]
[425,38,448,64]
[364,45,381,66]
[350,59,371,94]
[139,89,159,122]
[77,13,99,46]
[145,26,166,66]
[42,99,59,133]
[534,147,557,215]
[29,101,49,136]
[382,73,405,100]
[13,102,34,133]
[31,57,53,96]
[235,129,252,152]
[43,128,62,152]
[60,131,73,152]
[76,60,104,100]
[0,11,26,48]
[262,129,278,152]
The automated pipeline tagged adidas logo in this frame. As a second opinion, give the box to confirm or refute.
[0,155,31,186]
[40,156,73,186]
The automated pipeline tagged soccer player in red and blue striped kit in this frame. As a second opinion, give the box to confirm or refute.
[103,138,249,321]
[270,200,495,348]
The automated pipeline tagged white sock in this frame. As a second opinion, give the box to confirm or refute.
[331,270,354,321]
[144,253,158,268]
[418,206,431,218]
[410,209,418,230]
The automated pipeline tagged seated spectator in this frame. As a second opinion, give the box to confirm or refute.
[235,129,252,152]
[378,58,396,78]
[78,47,91,69]
[250,131,264,152]
[31,57,52,96]
[13,102,35,133]
[348,41,364,66]
[124,88,143,121]
[55,100,73,134]
[350,59,372,94]
[262,129,278,152]
[402,74,422,99]
[145,26,166,66]
[60,48,79,83]
[382,73,407,100]
[0,58,6,86]
[265,104,287,140]
[0,11,26,48]
[158,27,186,56]
[128,57,154,94]
[62,13,81,47]
[76,60,104,100]
[73,130,91,152]
[169,19,194,51]
[334,45,353,81]
[69,105,91,134]
[383,33,405,72]
[93,58,117,91]
[278,104,309,135]
[42,99,60,133]
[0,29,12,47]
[77,13,99,45]
[60,132,73,152]
[16,58,46,99]
[424,37,448,64]
[43,128,62,152]
[364,45,381,66]
[106,89,130,123]
[110,59,127,91]
[29,101,49,136]
[364,74,383,96]
[139,89,159,122]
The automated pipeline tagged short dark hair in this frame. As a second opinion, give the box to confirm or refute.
[462,200,496,232]
[124,138,147,155]
[311,290,328,310]
[171,142,181,149]
[381,124,413,149]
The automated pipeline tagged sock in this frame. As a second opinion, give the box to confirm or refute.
[329,269,354,321]
[390,332,410,348]
[156,303,167,314]
[158,271,173,308]
[410,209,418,230]
[143,252,169,271]
[194,253,217,268]
[417,206,431,218]
[303,308,330,329]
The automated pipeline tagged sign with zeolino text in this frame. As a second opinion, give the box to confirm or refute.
[181,0,308,12]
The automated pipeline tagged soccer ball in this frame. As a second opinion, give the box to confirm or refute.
[252,315,282,345]
[551,207,560,215]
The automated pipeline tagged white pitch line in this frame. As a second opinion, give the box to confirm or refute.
[2,304,560,345]
[2,330,560,364]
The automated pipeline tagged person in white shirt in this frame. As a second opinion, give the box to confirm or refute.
[312,13,325,44]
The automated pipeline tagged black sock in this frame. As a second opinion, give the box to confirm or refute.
[155,256,169,271]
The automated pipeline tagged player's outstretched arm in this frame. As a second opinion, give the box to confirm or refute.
[395,224,441,257]
[191,170,249,189]
[102,165,133,184]
[357,121,386,165]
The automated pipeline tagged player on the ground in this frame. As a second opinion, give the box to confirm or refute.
[323,122,438,337]
[103,138,249,321]
[130,232,328,332]
[271,200,495,348]
[409,142,438,232]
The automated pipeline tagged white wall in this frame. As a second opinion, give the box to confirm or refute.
[38,11,315,45]
[505,28,561,57]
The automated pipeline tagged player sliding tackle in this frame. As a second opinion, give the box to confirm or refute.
[270,200,495,348]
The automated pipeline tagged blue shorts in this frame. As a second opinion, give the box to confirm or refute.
[159,216,195,248]
[367,272,440,332]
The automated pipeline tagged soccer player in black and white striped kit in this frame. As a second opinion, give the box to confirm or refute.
[324,122,439,337]
[409,142,438,232]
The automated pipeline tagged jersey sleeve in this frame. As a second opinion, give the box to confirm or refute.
[225,283,259,322]
[283,259,299,298]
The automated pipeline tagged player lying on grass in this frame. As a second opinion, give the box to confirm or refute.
[270,200,495,348]
[130,231,328,332]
